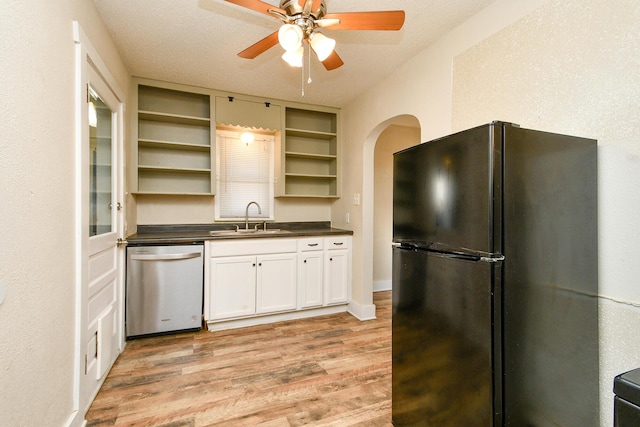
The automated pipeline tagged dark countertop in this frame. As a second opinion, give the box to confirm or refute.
[126,221,353,245]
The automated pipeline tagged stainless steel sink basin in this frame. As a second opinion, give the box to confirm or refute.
[209,229,290,236]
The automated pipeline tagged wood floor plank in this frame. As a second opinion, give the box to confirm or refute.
[86,292,392,426]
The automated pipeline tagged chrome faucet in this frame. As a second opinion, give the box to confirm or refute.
[245,201,261,230]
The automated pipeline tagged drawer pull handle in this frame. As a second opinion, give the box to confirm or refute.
[333,242,344,246]
[308,243,319,247]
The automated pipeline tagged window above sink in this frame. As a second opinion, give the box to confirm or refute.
[215,129,275,222]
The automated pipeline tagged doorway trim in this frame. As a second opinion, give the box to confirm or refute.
[362,115,420,310]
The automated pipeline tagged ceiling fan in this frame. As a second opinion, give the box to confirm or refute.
[224,0,405,70]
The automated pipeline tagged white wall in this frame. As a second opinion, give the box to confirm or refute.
[340,0,640,424]
[336,0,548,312]
[452,1,640,424]
[0,1,129,425]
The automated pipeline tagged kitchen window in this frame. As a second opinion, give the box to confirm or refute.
[215,129,274,221]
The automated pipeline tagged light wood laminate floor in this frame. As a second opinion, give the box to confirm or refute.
[86,292,392,426]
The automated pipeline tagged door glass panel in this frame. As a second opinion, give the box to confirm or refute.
[89,87,113,236]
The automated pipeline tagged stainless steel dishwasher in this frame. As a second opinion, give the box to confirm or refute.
[126,244,204,338]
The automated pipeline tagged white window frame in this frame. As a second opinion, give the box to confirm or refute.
[215,129,275,222]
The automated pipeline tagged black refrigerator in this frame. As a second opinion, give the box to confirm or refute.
[391,122,599,426]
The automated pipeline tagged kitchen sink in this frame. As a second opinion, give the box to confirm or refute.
[209,229,291,236]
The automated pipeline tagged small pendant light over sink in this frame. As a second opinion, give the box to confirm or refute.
[240,132,255,145]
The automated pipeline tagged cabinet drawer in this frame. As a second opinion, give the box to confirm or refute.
[325,236,350,250]
[209,238,297,257]
[298,238,324,252]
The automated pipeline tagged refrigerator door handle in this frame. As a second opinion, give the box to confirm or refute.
[429,242,504,262]
[436,251,504,263]
[394,243,504,263]
[479,255,505,263]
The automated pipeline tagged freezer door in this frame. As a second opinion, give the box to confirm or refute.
[392,246,502,426]
[393,123,503,254]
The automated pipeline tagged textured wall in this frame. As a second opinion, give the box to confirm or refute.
[0,0,129,425]
[339,0,547,319]
[451,0,640,424]
[0,1,76,423]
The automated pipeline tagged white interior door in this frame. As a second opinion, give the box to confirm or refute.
[85,65,121,389]
[74,22,125,423]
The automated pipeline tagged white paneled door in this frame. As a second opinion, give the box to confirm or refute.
[74,23,125,426]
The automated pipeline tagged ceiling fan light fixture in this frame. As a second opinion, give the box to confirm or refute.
[278,24,303,51]
[282,46,303,67]
[309,32,335,61]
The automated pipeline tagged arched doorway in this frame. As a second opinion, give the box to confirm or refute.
[362,115,420,310]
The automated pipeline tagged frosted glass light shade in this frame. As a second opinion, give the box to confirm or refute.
[278,24,303,51]
[282,46,303,67]
[309,32,335,61]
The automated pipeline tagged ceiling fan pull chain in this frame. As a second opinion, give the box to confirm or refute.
[307,44,312,84]
[301,48,305,97]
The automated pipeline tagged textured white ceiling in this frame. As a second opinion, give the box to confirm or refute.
[93,0,495,107]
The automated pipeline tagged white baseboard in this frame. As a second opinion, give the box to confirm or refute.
[205,305,348,331]
[373,280,392,292]
[347,300,377,321]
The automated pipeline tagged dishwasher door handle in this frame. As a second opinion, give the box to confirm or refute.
[130,252,202,261]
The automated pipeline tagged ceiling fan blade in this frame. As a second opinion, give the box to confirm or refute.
[238,31,279,59]
[301,0,313,15]
[225,0,286,17]
[295,0,320,10]
[321,50,344,71]
[323,11,405,31]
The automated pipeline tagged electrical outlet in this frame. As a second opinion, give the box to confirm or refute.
[345,212,350,224]
[353,193,360,206]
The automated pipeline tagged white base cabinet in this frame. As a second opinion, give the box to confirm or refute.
[206,239,297,321]
[205,235,351,330]
[209,255,256,320]
[298,237,324,309]
[324,236,350,305]
[256,253,297,314]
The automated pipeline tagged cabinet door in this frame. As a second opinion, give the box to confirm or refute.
[209,255,256,320]
[256,253,297,314]
[324,250,349,305]
[299,252,324,309]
